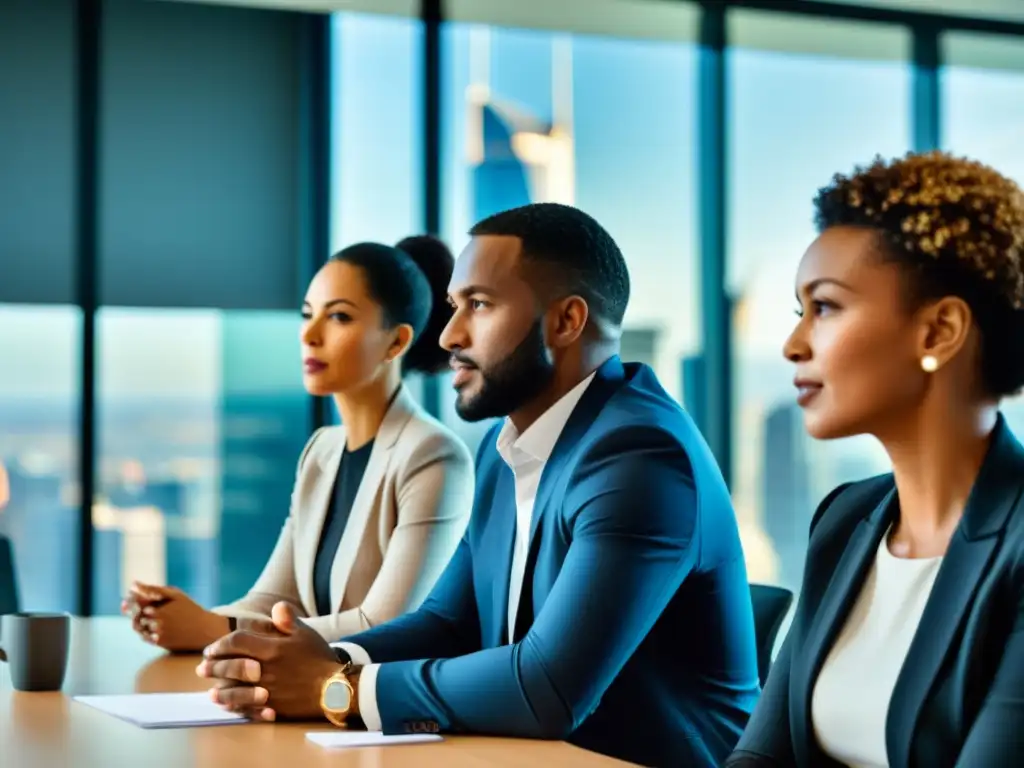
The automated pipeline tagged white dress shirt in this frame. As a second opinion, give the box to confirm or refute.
[811,529,943,768]
[333,373,596,732]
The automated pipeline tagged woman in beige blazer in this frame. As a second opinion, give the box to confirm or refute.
[123,237,474,649]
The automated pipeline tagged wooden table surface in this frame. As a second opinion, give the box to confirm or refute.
[0,617,633,767]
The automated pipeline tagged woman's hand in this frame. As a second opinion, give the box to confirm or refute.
[121,581,230,653]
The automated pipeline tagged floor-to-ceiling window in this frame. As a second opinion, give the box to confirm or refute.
[440,0,702,453]
[0,0,81,613]
[0,307,81,613]
[91,1,314,612]
[727,11,912,591]
[942,31,1024,437]
[329,10,427,413]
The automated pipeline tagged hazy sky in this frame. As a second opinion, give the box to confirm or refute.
[2,12,1023,409]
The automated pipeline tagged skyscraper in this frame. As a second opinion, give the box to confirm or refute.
[0,466,77,611]
[761,401,812,593]
[466,28,575,220]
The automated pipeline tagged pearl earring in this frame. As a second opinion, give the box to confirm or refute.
[921,354,939,373]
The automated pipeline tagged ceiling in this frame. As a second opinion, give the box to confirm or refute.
[818,0,1024,24]
[161,0,1024,23]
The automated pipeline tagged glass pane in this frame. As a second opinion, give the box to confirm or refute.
[441,12,699,453]
[0,305,81,612]
[728,12,911,593]
[94,308,311,614]
[943,32,1024,438]
[330,12,424,251]
[329,11,427,422]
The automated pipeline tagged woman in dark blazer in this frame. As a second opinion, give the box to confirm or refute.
[727,151,1024,768]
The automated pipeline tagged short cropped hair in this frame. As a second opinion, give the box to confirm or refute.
[470,202,631,326]
[814,150,1024,397]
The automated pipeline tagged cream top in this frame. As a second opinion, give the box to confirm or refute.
[811,530,944,768]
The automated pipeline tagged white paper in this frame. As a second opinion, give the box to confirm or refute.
[306,730,442,748]
[73,692,249,729]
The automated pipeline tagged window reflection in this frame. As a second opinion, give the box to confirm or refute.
[0,305,81,613]
[728,14,911,590]
[441,17,700,453]
[94,309,310,614]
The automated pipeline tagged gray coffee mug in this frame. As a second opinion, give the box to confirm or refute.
[0,612,71,691]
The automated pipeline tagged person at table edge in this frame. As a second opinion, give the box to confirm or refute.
[198,202,761,768]
[125,237,474,649]
[727,151,1024,767]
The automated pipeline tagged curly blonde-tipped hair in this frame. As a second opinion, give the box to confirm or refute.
[813,150,1024,396]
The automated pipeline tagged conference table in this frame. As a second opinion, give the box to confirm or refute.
[0,617,634,767]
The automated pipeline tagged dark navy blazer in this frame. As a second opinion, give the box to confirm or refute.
[341,356,760,766]
[728,414,1024,767]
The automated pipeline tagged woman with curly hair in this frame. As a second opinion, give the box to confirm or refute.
[727,151,1024,767]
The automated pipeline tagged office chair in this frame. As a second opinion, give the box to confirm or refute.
[0,535,19,615]
[749,583,794,687]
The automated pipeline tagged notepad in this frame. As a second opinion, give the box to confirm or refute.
[73,692,249,729]
[306,730,442,749]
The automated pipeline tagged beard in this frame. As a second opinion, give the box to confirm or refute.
[454,317,555,422]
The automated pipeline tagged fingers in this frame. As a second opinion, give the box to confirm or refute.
[195,657,262,684]
[270,602,300,635]
[130,581,178,604]
[129,582,164,603]
[236,617,280,636]
[131,613,161,645]
[126,598,166,644]
[203,630,278,662]
[207,683,271,711]
[207,685,275,722]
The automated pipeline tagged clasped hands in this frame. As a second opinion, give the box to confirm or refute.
[195,601,346,722]
[121,581,230,652]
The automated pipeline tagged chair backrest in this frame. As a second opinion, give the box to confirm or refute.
[0,535,19,615]
[749,583,794,687]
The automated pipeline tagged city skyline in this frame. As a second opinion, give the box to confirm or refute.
[2,10,1024,610]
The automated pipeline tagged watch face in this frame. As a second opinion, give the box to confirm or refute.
[324,680,351,712]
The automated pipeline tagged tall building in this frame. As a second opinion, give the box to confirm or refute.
[466,28,575,219]
[216,391,309,605]
[761,401,812,593]
[0,466,77,611]
[98,478,216,612]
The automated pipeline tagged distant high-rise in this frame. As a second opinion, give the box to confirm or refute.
[761,401,812,593]
[466,28,575,220]
[0,467,77,612]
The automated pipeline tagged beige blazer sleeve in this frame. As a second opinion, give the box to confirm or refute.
[298,429,473,639]
[210,428,325,621]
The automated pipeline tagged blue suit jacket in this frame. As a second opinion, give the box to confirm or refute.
[341,357,760,766]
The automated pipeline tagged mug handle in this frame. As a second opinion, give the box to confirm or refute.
[0,643,5,662]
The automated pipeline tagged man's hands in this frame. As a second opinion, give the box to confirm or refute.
[122,582,230,652]
[195,602,345,722]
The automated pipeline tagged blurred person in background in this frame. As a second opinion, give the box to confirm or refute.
[728,151,1024,767]
[123,236,474,651]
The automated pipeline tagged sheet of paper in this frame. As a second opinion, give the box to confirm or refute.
[73,692,249,729]
[306,730,443,749]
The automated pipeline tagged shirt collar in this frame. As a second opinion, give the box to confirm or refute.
[495,372,596,469]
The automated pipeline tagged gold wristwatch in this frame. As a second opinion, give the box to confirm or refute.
[320,662,359,727]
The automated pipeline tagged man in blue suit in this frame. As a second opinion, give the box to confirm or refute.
[198,203,760,767]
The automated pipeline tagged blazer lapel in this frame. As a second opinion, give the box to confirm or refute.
[328,386,417,614]
[528,356,626,548]
[296,427,345,616]
[885,416,1023,767]
[791,486,896,767]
